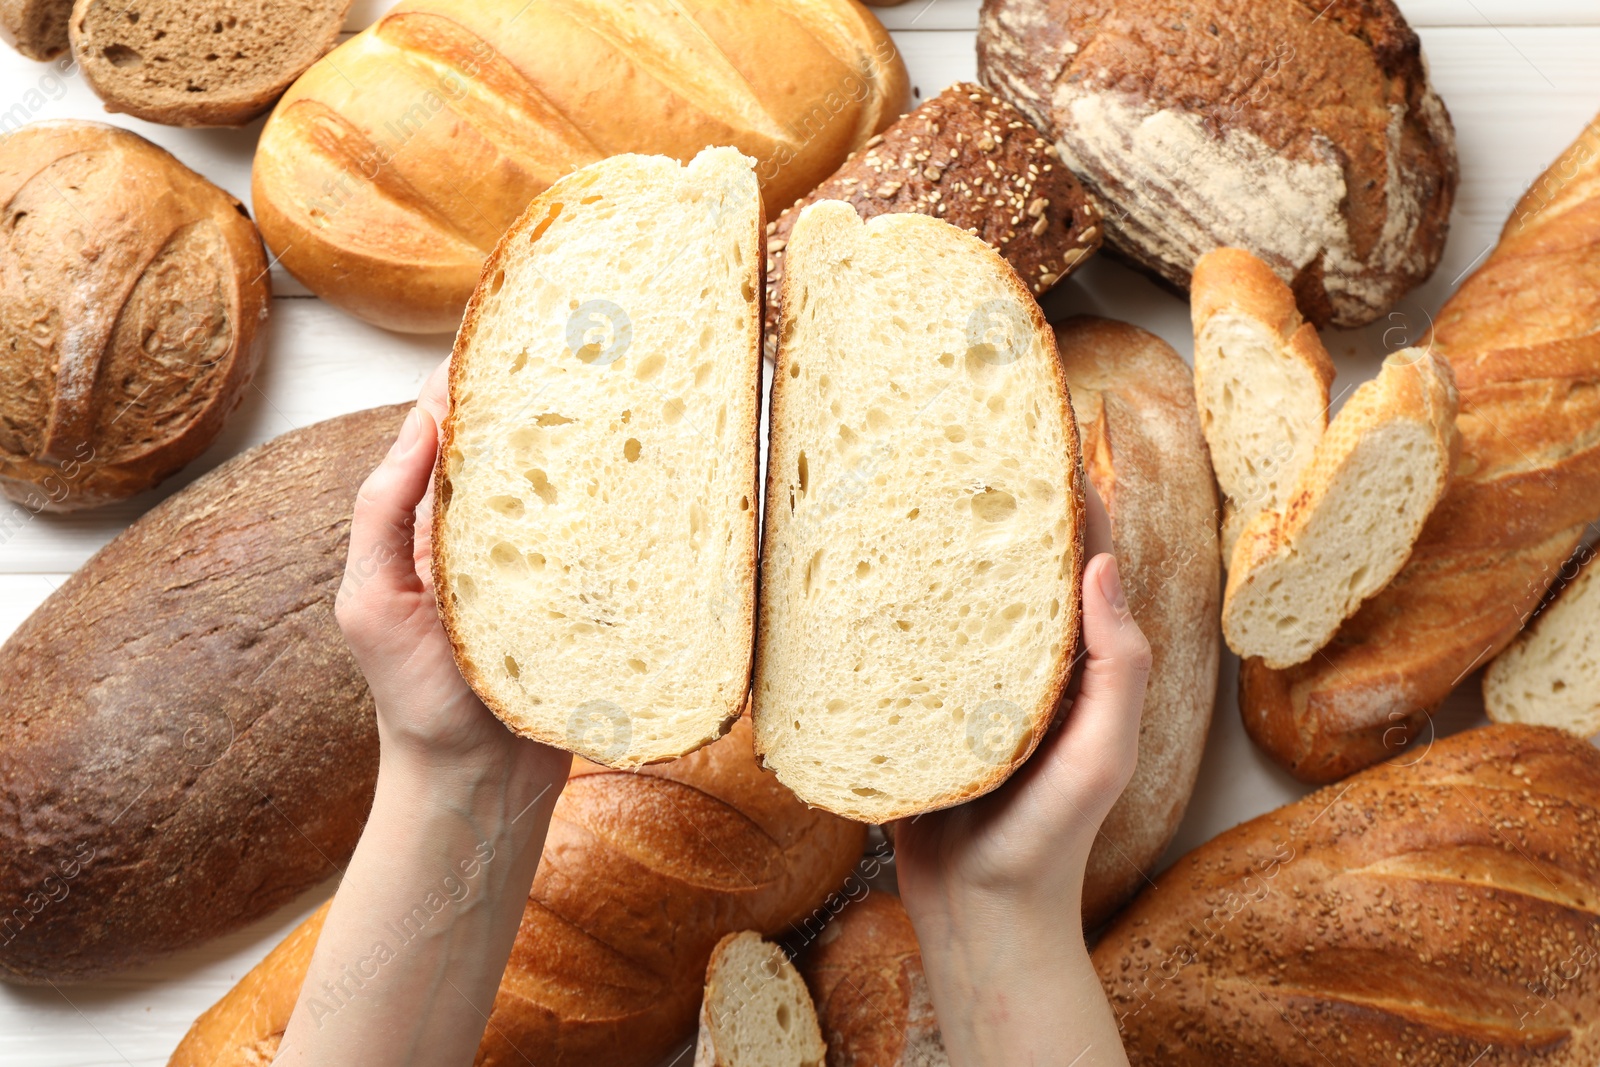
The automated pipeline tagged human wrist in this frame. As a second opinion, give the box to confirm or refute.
[911,901,1102,1067]
[373,740,566,860]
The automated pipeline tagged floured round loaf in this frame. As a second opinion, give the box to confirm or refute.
[753,201,1084,823]
[978,0,1458,328]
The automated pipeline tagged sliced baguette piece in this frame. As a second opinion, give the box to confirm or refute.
[695,931,827,1067]
[1191,247,1336,561]
[434,147,762,768]
[752,201,1084,822]
[1222,346,1459,669]
[1485,552,1600,737]
[69,0,352,127]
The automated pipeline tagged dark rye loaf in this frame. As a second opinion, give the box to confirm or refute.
[0,403,405,983]
[764,82,1102,359]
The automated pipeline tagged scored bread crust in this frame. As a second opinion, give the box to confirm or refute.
[1191,247,1335,562]
[1224,347,1460,670]
[1056,317,1221,927]
[1094,724,1600,1066]
[250,0,910,333]
[432,150,764,768]
[753,202,1085,823]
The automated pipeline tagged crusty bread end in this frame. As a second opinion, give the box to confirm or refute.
[1192,247,1336,562]
[694,932,826,1067]
[1223,347,1459,669]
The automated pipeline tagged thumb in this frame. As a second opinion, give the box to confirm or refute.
[340,407,437,610]
[1059,554,1150,795]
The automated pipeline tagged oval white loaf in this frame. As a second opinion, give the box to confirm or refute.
[1055,317,1221,927]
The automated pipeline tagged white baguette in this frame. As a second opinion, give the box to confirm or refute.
[434,147,763,767]
[1485,554,1600,737]
[1191,247,1336,562]
[752,201,1084,822]
[694,932,826,1067]
[1222,347,1459,669]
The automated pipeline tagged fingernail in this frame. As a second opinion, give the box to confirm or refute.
[1098,554,1129,615]
[393,409,422,454]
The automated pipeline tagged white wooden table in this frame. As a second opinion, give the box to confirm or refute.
[3,2,1598,1062]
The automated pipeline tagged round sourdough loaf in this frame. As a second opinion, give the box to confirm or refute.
[0,120,270,511]
[1056,317,1221,927]
[69,0,353,127]
[251,0,911,334]
[977,0,1458,328]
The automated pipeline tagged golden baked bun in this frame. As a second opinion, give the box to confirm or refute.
[0,120,270,512]
[252,0,910,334]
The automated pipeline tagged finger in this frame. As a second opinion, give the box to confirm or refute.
[1060,553,1150,791]
[344,407,437,602]
[1083,476,1114,560]
[417,357,452,427]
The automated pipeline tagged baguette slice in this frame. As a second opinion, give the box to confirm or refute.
[1485,552,1600,736]
[434,147,762,768]
[1,0,70,59]
[1191,247,1336,561]
[1222,347,1459,669]
[753,202,1084,822]
[694,932,827,1067]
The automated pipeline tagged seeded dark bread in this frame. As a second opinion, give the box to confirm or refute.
[0,405,404,983]
[69,0,353,127]
[0,0,71,58]
[764,81,1102,359]
[0,120,270,511]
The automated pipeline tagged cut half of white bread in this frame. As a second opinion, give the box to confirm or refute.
[1222,347,1459,669]
[433,147,763,768]
[1191,247,1336,562]
[752,201,1084,823]
[1485,554,1600,737]
[694,932,826,1067]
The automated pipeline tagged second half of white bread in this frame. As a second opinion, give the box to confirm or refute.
[433,147,762,768]
[1191,248,1336,561]
[694,932,826,1067]
[1485,553,1600,738]
[1223,347,1460,669]
[753,202,1084,823]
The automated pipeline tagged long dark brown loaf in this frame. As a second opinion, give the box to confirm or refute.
[1094,724,1600,1065]
[1241,111,1600,783]
[0,404,406,983]
[765,81,1101,357]
[168,718,867,1067]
